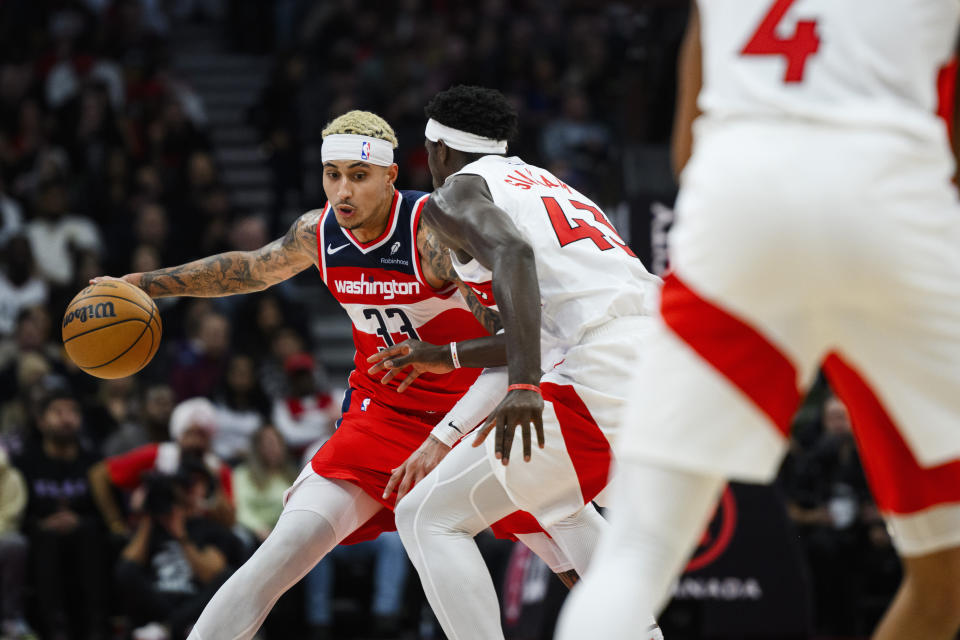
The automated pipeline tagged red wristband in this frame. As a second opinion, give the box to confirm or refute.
[507,383,541,395]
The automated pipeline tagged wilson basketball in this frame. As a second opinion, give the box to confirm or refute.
[62,280,162,379]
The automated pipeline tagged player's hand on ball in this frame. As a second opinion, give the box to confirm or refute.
[383,435,451,502]
[89,273,143,289]
[366,339,454,392]
[473,389,544,464]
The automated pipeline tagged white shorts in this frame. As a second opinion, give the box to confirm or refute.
[488,315,654,526]
[618,120,960,556]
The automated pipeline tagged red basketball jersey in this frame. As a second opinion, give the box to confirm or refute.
[316,189,488,413]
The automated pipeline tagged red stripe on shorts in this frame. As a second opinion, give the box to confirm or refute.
[541,381,612,503]
[824,353,960,515]
[660,273,801,436]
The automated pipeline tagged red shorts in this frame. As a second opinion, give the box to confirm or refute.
[311,388,543,544]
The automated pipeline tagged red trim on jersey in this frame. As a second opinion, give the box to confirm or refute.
[316,203,332,283]
[936,57,957,142]
[342,190,401,251]
[541,381,612,504]
[823,354,960,515]
[465,280,496,307]
[410,194,458,296]
[660,273,801,436]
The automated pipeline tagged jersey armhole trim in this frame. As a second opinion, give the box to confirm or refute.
[317,202,332,283]
[411,194,458,296]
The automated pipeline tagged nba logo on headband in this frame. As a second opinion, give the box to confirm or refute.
[360,141,371,161]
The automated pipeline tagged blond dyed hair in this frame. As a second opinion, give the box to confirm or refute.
[321,110,398,148]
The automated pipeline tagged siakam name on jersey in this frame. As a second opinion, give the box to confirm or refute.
[334,275,420,300]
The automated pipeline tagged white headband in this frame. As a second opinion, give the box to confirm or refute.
[321,134,394,166]
[425,118,507,154]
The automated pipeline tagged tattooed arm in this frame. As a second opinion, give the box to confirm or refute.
[93,211,322,298]
[416,221,503,335]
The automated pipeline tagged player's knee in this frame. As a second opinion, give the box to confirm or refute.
[393,494,422,543]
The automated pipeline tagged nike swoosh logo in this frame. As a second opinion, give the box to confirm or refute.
[448,421,463,434]
[327,243,350,254]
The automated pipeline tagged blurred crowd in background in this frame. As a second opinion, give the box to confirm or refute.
[0,1,902,639]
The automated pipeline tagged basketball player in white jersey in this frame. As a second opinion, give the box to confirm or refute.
[557,2,960,639]
[366,85,664,640]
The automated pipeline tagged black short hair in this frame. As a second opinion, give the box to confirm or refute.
[424,86,518,143]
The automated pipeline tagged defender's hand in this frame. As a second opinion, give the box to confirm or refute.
[89,273,143,288]
[366,339,454,392]
[383,436,451,502]
[473,389,544,464]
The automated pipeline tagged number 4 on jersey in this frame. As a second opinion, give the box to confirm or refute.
[741,0,820,83]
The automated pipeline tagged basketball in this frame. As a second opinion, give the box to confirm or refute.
[62,279,162,379]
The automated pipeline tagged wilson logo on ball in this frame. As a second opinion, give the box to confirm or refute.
[62,302,117,327]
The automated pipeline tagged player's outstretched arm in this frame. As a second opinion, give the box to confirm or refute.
[422,175,544,463]
[92,210,322,298]
[366,334,507,391]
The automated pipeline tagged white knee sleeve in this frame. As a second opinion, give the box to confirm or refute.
[516,532,574,573]
[188,475,383,640]
[546,502,606,575]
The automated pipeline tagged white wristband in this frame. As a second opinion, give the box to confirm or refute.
[449,342,462,369]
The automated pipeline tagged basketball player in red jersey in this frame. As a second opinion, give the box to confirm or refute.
[92,111,591,639]
[558,2,960,639]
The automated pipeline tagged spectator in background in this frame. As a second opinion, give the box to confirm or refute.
[0,175,24,247]
[115,463,243,640]
[89,397,234,537]
[257,326,316,399]
[0,446,34,640]
[539,90,612,192]
[170,311,231,401]
[0,236,48,338]
[24,174,101,288]
[781,393,873,635]
[212,354,269,463]
[103,383,176,456]
[131,201,172,265]
[249,51,305,220]
[83,376,138,451]
[232,425,295,546]
[0,310,65,440]
[14,386,107,640]
[271,353,338,458]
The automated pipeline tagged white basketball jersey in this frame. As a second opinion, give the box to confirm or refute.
[697,0,960,142]
[448,155,658,358]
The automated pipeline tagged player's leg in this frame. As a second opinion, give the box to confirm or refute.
[823,355,960,639]
[556,459,722,639]
[187,471,383,640]
[394,438,520,640]
[872,549,960,640]
[557,268,814,638]
[543,502,606,575]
